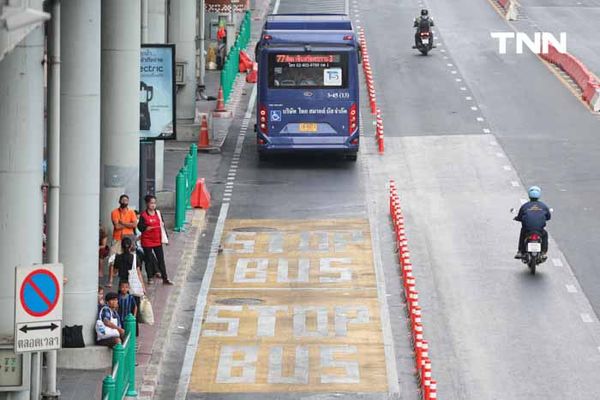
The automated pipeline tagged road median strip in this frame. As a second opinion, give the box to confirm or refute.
[389,180,437,400]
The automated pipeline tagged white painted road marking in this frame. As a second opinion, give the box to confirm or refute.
[566,284,578,293]
[581,314,594,323]
[552,258,563,267]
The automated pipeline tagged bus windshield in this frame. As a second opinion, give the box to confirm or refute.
[268,52,349,89]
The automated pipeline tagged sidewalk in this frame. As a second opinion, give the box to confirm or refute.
[55,1,270,398]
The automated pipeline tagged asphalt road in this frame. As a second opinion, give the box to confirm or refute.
[155,0,600,399]
[517,0,600,77]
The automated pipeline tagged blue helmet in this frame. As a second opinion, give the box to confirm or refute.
[528,186,541,200]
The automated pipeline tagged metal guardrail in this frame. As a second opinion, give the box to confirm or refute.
[101,314,138,400]
[221,10,252,103]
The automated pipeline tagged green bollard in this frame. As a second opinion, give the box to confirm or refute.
[124,314,138,397]
[174,169,186,231]
[184,154,193,210]
[102,375,117,400]
[190,144,198,187]
[113,343,125,398]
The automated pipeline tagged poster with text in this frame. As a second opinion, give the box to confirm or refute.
[140,44,176,140]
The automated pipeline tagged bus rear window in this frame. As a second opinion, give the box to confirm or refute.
[268,53,349,89]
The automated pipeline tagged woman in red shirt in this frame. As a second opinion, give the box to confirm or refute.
[137,195,173,285]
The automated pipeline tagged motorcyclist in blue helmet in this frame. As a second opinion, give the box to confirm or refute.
[514,186,552,259]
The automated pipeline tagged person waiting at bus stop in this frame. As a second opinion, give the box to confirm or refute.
[217,22,227,70]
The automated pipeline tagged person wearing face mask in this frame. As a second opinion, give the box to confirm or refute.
[110,194,138,256]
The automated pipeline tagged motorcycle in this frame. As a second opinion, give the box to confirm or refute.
[511,207,553,275]
[415,30,434,55]
[520,231,546,275]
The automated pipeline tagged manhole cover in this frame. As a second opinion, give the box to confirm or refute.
[232,226,278,232]
[216,298,264,305]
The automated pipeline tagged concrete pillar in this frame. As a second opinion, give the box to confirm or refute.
[147,0,166,191]
[169,0,197,120]
[197,0,206,86]
[148,0,167,43]
[60,0,101,344]
[100,0,141,227]
[0,26,44,400]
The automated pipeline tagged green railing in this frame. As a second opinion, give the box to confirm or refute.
[174,144,198,232]
[101,314,137,400]
[221,10,252,103]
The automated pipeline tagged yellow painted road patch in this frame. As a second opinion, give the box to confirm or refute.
[190,219,387,393]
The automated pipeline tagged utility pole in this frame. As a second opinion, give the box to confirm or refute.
[43,0,61,397]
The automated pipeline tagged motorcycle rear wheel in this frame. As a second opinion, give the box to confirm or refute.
[528,258,537,275]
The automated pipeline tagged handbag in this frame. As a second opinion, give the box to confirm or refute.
[95,306,120,340]
[157,210,169,245]
[128,253,145,296]
[62,325,85,348]
[139,296,155,325]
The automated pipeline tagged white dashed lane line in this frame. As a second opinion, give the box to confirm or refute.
[552,258,564,267]
[483,128,491,133]
[503,165,512,171]
[511,181,520,187]
[566,284,578,293]
[581,314,594,323]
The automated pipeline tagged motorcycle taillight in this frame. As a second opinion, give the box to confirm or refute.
[529,234,540,241]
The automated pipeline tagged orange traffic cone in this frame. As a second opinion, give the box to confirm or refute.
[246,62,258,83]
[191,178,211,209]
[198,115,210,148]
[214,87,227,113]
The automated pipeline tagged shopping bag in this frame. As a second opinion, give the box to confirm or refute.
[139,296,154,325]
[95,307,120,340]
[128,253,145,296]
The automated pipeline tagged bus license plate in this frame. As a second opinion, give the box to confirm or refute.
[299,123,318,133]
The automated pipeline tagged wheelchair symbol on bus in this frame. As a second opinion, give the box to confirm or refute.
[270,110,282,122]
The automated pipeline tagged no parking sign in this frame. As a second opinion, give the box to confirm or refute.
[14,264,63,354]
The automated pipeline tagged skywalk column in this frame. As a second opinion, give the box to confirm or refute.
[100,0,141,224]
[60,0,101,344]
[169,0,197,120]
[147,0,167,191]
[0,26,44,400]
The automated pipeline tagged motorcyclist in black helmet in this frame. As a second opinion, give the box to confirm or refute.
[413,9,435,49]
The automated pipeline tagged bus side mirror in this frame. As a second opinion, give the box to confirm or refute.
[254,42,260,62]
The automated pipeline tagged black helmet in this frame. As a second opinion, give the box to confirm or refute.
[421,9,429,16]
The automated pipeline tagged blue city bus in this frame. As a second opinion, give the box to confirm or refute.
[255,14,361,161]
